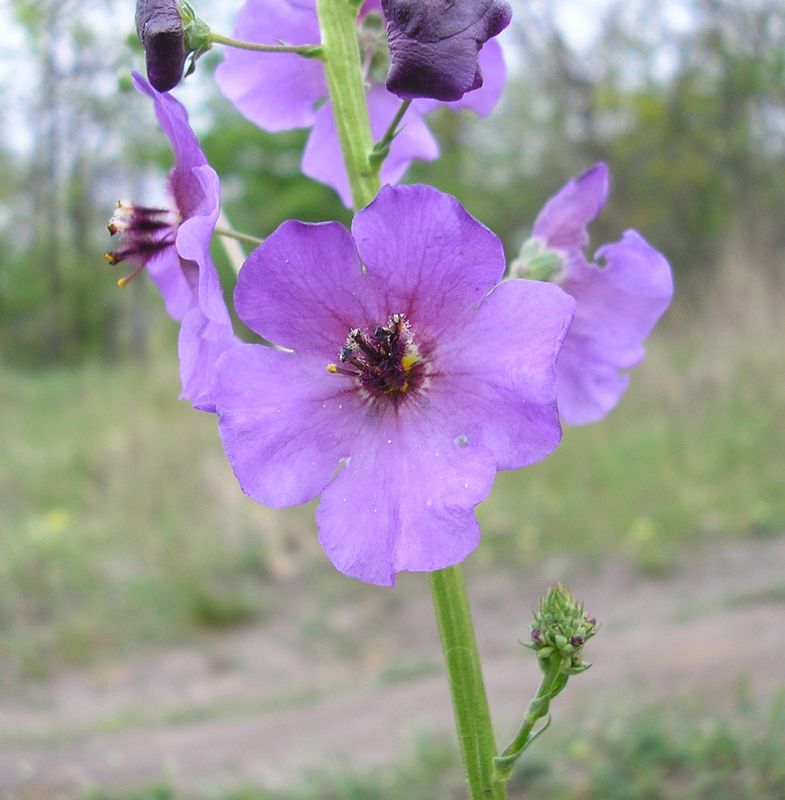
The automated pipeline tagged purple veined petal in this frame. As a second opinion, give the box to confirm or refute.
[215,0,326,132]
[316,407,497,586]
[214,344,366,507]
[301,92,439,208]
[555,335,639,426]
[175,165,229,326]
[234,219,383,356]
[301,103,353,208]
[178,307,241,412]
[351,184,506,339]
[132,72,207,212]
[533,163,610,255]
[433,278,575,470]
[414,38,507,117]
[145,245,198,321]
[556,230,673,425]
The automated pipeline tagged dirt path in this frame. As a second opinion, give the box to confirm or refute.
[1,536,784,799]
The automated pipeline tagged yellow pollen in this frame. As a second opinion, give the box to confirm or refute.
[327,363,338,373]
[401,352,419,373]
[104,252,118,265]
[116,277,130,288]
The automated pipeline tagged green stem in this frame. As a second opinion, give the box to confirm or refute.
[430,566,506,800]
[210,32,323,57]
[315,0,379,210]
[492,659,564,786]
[214,226,263,247]
[370,99,412,172]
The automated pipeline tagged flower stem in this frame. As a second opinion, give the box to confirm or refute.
[210,32,324,58]
[430,566,506,800]
[214,226,263,247]
[492,659,564,786]
[315,0,379,211]
[369,99,412,172]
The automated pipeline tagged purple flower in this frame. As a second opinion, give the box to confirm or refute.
[517,163,673,425]
[381,0,512,101]
[212,185,574,586]
[106,72,238,410]
[136,0,187,92]
[215,0,507,206]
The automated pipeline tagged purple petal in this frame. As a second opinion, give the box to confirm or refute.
[557,230,673,425]
[414,38,507,116]
[533,163,609,255]
[316,410,497,586]
[145,246,197,321]
[133,73,225,325]
[215,0,326,132]
[234,220,382,356]
[179,308,241,412]
[382,0,512,101]
[214,345,365,506]
[302,91,438,208]
[433,278,575,469]
[351,184,506,338]
[133,72,207,215]
[175,165,229,326]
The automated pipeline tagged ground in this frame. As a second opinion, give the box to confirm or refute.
[1,534,783,799]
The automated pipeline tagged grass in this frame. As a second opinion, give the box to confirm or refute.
[1,264,784,678]
[0,351,309,681]
[78,695,785,799]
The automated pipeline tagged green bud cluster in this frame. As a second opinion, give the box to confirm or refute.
[526,583,597,676]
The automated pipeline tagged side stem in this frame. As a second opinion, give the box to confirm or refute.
[430,566,506,800]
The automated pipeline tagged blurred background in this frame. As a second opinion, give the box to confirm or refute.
[1,0,784,797]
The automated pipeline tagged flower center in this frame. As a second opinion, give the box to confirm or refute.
[104,201,179,287]
[327,313,428,404]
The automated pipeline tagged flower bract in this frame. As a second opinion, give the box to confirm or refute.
[215,0,507,206]
[518,163,674,425]
[212,184,575,586]
[107,73,238,410]
[381,0,512,101]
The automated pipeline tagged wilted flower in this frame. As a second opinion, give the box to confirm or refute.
[381,0,512,101]
[106,73,238,409]
[135,0,212,92]
[215,0,507,206]
[212,184,575,585]
[513,163,673,425]
[136,0,187,92]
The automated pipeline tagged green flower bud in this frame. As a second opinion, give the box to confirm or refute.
[526,583,597,677]
[509,237,565,282]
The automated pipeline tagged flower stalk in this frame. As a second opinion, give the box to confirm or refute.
[430,566,506,800]
[210,31,324,57]
[315,0,379,210]
[314,3,507,796]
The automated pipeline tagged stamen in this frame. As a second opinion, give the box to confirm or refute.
[326,313,428,404]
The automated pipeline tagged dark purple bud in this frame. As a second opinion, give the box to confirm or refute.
[570,635,583,647]
[531,627,544,645]
[380,0,512,101]
[136,0,187,92]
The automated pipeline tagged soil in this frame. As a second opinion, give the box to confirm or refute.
[1,536,784,799]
